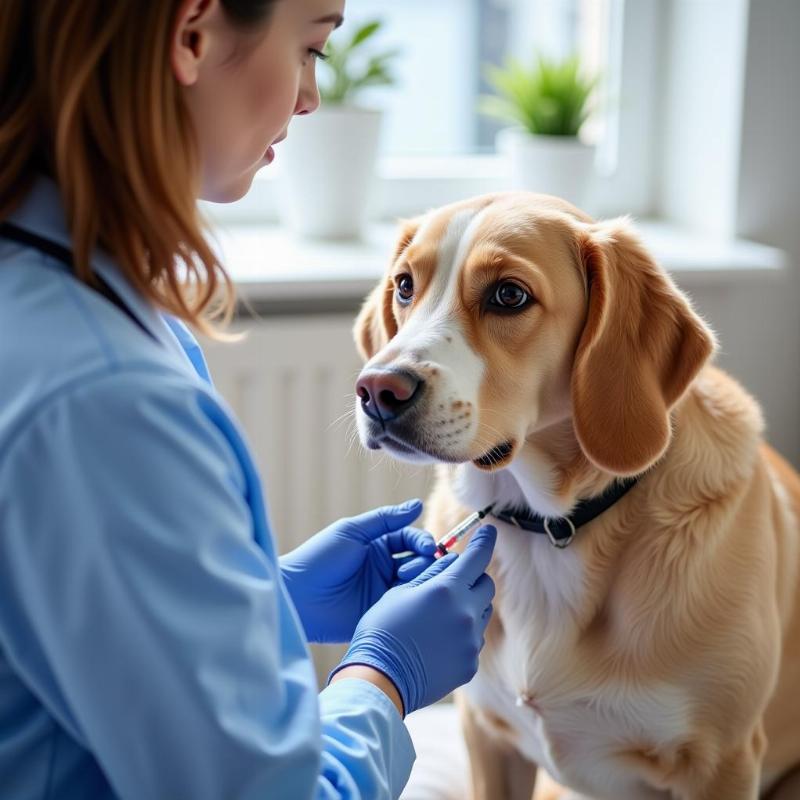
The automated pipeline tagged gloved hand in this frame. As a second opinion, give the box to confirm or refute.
[280,499,436,643]
[329,525,497,716]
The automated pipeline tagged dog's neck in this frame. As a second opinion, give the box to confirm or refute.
[453,418,617,519]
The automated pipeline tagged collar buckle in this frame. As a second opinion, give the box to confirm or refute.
[543,517,576,549]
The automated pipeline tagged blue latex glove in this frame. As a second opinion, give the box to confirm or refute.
[280,499,436,643]
[330,525,497,716]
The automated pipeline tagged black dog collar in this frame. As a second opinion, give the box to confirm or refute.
[492,476,639,548]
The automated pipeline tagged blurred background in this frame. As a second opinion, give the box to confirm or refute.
[200,0,800,678]
[304,0,612,156]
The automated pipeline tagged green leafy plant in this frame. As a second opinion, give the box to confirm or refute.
[319,20,400,106]
[480,53,597,137]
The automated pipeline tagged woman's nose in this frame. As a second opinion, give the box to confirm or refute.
[294,67,321,116]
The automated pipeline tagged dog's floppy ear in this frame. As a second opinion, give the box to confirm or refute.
[571,218,717,476]
[353,217,421,361]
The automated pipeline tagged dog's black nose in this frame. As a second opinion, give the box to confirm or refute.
[356,369,423,422]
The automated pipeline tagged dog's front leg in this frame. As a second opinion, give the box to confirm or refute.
[457,691,538,800]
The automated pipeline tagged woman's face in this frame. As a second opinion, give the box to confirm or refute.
[173,0,345,202]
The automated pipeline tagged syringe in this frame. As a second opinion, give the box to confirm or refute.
[433,504,495,558]
[391,504,495,561]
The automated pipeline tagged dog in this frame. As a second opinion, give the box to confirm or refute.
[352,192,800,800]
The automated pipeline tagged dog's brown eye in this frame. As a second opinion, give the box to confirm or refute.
[491,281,529,309]
[395,274,414,304]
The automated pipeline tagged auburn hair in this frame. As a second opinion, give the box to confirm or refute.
[0,0,278,335]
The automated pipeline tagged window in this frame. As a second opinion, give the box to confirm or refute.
[207,0,662,223]
[347,0,612,156]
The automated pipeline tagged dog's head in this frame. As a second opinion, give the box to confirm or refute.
[354,193,716,479]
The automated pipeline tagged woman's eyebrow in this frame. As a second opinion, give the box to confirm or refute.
[314,13,344,28]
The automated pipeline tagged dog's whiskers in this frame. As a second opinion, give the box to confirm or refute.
[327,405,356,433]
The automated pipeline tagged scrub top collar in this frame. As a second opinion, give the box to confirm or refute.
[6,176,204,377]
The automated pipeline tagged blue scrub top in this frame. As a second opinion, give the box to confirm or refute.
[0,179,414,799]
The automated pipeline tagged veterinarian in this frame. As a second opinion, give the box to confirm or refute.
[0,1,497,797]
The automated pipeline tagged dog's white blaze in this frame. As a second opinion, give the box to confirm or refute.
[378,208,490,456]
[429,207,476,301]
[389,206,481,348]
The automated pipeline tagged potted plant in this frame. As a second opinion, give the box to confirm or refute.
[481,53,597,207]
[277,20,399,241]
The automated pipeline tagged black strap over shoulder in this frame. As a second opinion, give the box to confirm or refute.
[0,220,158,343]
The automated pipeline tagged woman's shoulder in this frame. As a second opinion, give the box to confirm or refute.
[0,246,221,456]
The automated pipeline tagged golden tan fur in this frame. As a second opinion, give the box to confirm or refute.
[354,193,800,799]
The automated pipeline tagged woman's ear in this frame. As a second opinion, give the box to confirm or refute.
[571,218,717,476]
[171,0,219,86]
[353,217,422,361]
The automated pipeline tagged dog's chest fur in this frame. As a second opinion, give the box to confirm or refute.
[462,523,693,799]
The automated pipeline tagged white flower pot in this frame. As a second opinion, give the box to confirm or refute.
[497,127,595,209]
[275,106,383,241]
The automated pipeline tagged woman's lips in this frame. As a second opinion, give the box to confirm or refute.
[264,133,287,164]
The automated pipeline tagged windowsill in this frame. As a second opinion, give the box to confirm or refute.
[212,219,789,311]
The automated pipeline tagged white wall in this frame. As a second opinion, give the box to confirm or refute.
[678,276,798,467]
[656,0,750,237]
[733,0,800,468]
[654,0,799,467]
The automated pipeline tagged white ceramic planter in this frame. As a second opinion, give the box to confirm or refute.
[275,106,383,241]
[497,127,595,209]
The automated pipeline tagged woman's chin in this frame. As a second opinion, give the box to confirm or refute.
[199,146,281,203]
[200,171,258,204]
